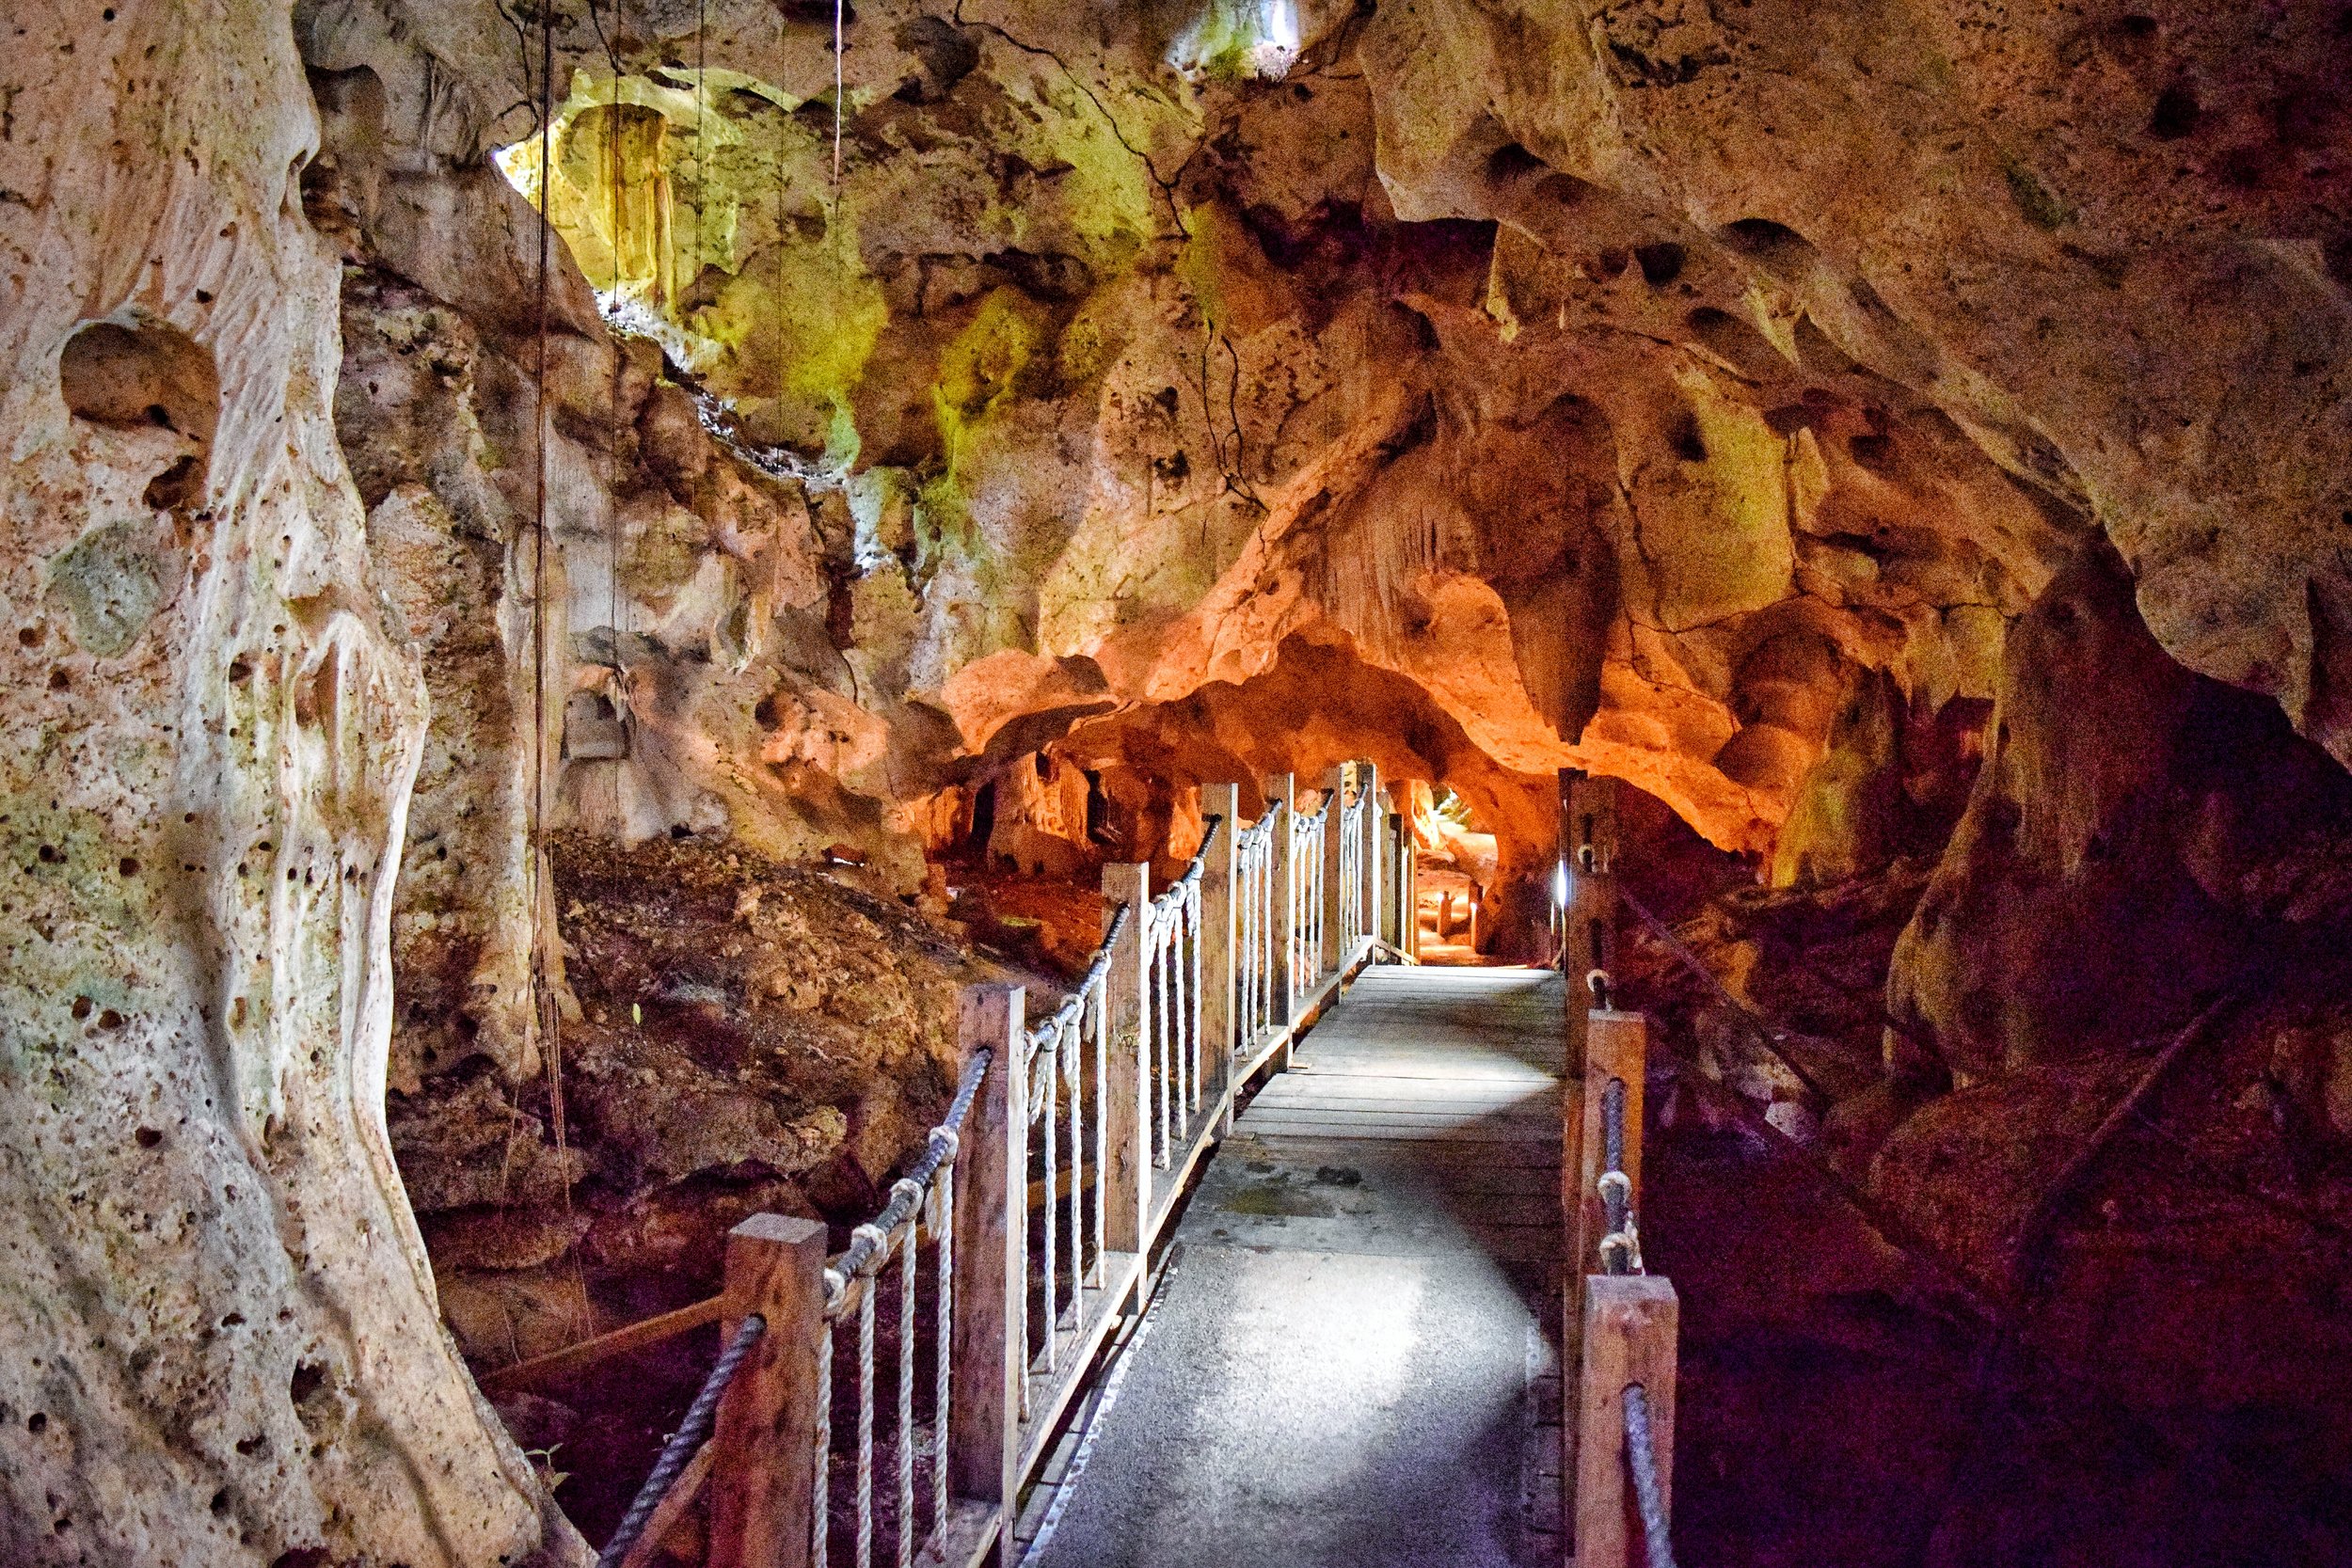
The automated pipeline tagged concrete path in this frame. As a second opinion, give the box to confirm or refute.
[1025,965,1564,1568]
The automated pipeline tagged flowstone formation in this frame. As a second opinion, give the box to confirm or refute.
[0,2,579,1564]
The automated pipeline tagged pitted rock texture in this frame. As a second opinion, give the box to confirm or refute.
[10,0,2352,1560]
[0,1,580,1563]
[1889,540,2352,1088]
[294,0,2145,945]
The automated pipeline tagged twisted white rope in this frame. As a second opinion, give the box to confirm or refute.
[930,1164,952,1541]
[1065,1009,1085,1318]
[1040,1028,1058,1375]
[814,1314,833,1568]
[1090,985,1108,1280]
[896,1204,915,1568]
[854,1259,876,1568]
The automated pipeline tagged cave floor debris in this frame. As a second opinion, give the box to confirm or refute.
[1024,966,1564,1568]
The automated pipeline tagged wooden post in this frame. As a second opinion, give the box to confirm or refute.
[1359,763,1381,951]
[948,985,1025,1560]
[1319,764,1346,975]
[1200,784,1239,1133]
[1556,767,1578,965]
[1390,806,1409,954]
[1560,771,1621,1222]
[708,1213,829,1568]
[1558,771,1623,1558]
[1101,863,1152,1252]
[1263,773,1296,1028]
[1574,1275,1678,1568]
[1563,1008,1647,1551]
[1573,1011,1647,1281]
[1399,790,1420,960]
[1564,771,1622,1014]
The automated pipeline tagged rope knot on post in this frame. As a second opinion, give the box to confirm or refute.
[1599,1226,1643,1275]
[849,1222,890,1272]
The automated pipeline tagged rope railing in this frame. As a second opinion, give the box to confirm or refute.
[1012,898,1131,1415]
[1621,1384,1678,1568]
[1338,787,1367,951]
[579,767,1411,1568]
[827,1047,993,1293]
[816,1045,992,1568]
[596,1313,770,1568]
[1009,814,1229,1464]
[1144,839,1208,1169]
[1288,800,1327,1010]
[590,1048,992,1568]
[1235,811,1280,1044]
[1597,1072,1641,1276]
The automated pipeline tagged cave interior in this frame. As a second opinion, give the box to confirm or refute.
[6,0,2352,1563]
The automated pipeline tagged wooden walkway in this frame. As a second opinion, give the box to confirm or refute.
[1023,965,1565,1568]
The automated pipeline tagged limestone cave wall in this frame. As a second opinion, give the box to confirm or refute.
[5,0,2350,1560]
[0,1,578,1562]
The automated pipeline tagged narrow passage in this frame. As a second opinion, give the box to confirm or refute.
[1028,966,1564,1568]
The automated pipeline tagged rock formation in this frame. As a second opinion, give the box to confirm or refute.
[5,0,2350,1560]
[2,1,576,1561]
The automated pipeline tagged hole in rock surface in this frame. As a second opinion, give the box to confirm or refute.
[1634,241,1686,284]
[58,318,219,450]
[2149,82,2202,139]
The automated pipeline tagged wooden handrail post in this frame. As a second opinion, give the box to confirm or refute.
[1574,1275,1678,1568]
[1359,763,1382,947]
[1558,770,1624,1557]
[1200,784,1239,1134]
[1392,789,1411,963]
[1319,764,1346,974]
[1559,771,1621,1219]
[1101,863,1152,1252]
[948,984,1024,1559]
[1263,773,1296,1029]
[1574,1011,1647,1285]
[1564,1007,1647,1549]
[1386,799,1403,952]
[709,1213,829,1568]
[1563,771,1621,1009]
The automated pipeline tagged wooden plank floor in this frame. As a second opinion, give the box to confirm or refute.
[1022,965,1564,1568]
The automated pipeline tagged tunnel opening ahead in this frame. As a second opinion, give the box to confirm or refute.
[1414,784,1501,965]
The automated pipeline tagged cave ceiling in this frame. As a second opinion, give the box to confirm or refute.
[292,0,2351,881]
